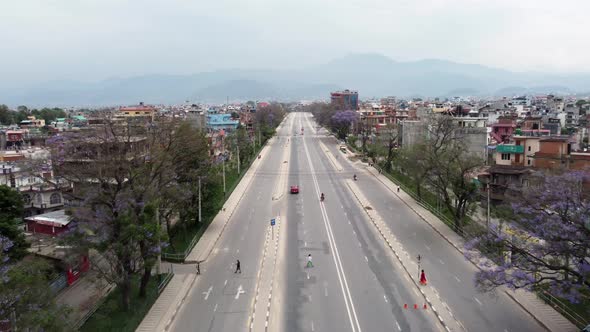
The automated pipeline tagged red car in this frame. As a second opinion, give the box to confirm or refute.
[290,185,299,194]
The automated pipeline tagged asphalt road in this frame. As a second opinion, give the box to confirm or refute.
[317,116,545,332]
[169,112,544,332]
[169,116,292,332]
[275,112,439,332]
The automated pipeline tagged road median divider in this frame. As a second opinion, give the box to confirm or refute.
[318,140,343,171]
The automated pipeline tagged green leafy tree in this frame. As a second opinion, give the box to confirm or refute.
[0,104,15,125]
[0,253,73,331]
[0,185,29,260]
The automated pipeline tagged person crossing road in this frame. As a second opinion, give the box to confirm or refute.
[235,259,241,273]
[306,254,313,268]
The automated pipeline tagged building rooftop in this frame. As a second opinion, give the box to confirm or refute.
[487,165,534,175]
[25,210,71,227]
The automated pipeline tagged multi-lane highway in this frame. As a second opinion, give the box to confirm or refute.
[168,112,544,332]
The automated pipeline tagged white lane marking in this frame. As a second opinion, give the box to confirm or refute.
[454,276,461,283]
[364,256,368,262]
[307,272,310,280]
[213,303,218,312]
[235,285,245,299]
[413,288,420,297]
[203,286,213,300]
[325,287,328,297]
[438,259,445,265]
[308,294,312,302]
[383,295,388,303]
[425,245,431,251]
[311,321,315,331]
[302,118,361,332]
[474,297,482,305]
[236,249,240,254]
[395,321,401,331]
[224,280,228,286]
[304,241,307,247]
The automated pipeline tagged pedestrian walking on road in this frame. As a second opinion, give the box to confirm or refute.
[235,259,241,273]
[196,261,200,275]
[306,254,313,268]
[397,186,400,193]
[420,269,427,285]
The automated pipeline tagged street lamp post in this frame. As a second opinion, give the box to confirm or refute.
[237,140,240,175]
[417,254,421,280]
[156,208,162,283]
[198,176,202,223]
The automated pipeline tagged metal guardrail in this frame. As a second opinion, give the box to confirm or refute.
[74,284,115,330]
[49,273,68,293]
[158,272,174,294]
[538,290,589,329]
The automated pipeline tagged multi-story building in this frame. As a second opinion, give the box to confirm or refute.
[1,163,67,217]
[331,90,359,110]
[19,116,45,128]
[489,116,517,144]
[118,102,157,121]
[530,137,590,170]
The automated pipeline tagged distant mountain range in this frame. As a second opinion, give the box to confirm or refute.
[3,53,590,107]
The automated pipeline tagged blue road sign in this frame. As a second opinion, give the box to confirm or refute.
[270,218,276,226]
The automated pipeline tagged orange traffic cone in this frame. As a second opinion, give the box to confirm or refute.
[414,304,418,309]
[423,304,428,309]
[404,304,408,309]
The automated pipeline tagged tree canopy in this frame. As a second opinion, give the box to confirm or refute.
[0,185,29,260]
[467,171,590,304]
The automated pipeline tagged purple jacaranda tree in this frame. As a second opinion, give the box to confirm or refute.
[466,170,590,303]
[46,118,176,309]
[330,110,358,140]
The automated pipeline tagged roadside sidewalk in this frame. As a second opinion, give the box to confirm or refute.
[364,165,578,332]
[136,125,284,332]
[55,270,114,326]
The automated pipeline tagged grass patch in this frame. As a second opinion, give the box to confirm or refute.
[81,274,167,332]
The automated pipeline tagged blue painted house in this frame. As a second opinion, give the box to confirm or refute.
[207,113,239,132]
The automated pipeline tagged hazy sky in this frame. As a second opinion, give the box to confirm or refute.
[2,0,590,86]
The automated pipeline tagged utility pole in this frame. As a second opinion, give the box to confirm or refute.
[417,254,421,280]
[222,135,226,197]
[198,176,202,223]
[237,141,240,174]
[222,158,226,197]
[487,183,491,229]
[156,208,161,283]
